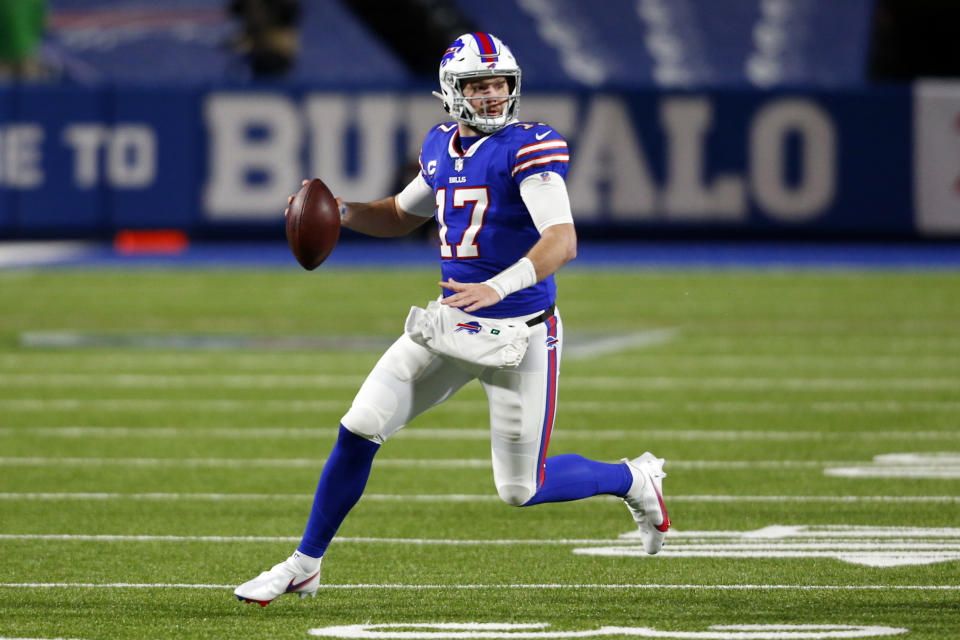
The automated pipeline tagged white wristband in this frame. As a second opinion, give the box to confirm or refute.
[484,257,538,300]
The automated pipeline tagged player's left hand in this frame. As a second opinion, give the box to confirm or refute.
[438,278,501,313]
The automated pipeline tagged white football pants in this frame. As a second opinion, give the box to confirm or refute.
[341,307,562,506]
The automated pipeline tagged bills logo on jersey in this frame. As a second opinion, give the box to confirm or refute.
[455,321,482,335]
[545,336,559,350]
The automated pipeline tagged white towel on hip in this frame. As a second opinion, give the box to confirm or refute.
[404,300,531,368]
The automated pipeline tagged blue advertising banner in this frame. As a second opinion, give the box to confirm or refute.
[0,84,920,238]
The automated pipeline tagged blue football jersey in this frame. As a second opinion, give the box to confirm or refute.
[418,121,571,319]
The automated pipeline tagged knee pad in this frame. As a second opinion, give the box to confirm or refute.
[340,377,399,444]
[496,482,536,507]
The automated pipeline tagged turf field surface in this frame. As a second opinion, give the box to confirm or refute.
[0,266,958,640]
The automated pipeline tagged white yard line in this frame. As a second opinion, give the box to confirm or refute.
[0,399,348,412]
[1,398,958,412]
[539,330,680,360]
[2,353,958,370]
[573,548,960,567]
[2,372,957,391]
[0,373,365,388]
[565,377,960,391]
[6,528,960,544]
[0,534,301,542]
[0,457,484,469]
[0,492,320,501]
[824,453,960,479]
[0,534,623,544]
[0,457,868,469]
[668,495,960,503]
[641,355,960,369]
[7,528,960,569]
[825,467,960,479]
[0,241,92,268]
[2,427,956,441]
[15,329,676,360]
[0,582,956,591]
[588,525,960,567]
[0,493,955,503]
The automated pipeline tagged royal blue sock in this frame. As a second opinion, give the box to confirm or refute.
[298,424,380,557]
[522,454,632,506]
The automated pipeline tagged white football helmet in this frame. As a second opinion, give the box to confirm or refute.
[432,32,521,134]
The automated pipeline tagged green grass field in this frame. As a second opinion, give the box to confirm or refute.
[1,266,958,640]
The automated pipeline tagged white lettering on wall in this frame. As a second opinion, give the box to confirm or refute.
[63,124,105,188]
[196,93,837,225]
[63,124,157,189]
[203,93,303,218]
[567,95,657,219]
[749,98,836,221]
[661,98,745,219]
[305,94,400,202]
[108,126,156,188]
[0,124,44,188]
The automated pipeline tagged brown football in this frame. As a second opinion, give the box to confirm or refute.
[286,178,341,270]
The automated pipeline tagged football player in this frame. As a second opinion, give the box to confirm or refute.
[234,32,670,607]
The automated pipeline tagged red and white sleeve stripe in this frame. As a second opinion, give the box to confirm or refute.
[512,140,570,177]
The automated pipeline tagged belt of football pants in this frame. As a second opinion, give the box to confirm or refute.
[525,304,555,327]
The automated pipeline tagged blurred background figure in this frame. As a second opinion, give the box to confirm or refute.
[340,0,474,76]
[22,1,960,87]
[227,0,301,79]
[0,0,48,81]
[3,0,960,243]
[32,0,960,87]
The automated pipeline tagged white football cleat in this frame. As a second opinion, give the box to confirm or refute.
[234,553,322,607]
[621,452,670,554]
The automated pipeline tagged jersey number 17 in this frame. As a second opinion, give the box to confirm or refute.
[435,186,490,259]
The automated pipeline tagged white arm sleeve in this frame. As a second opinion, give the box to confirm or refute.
[519,172,574,233]
[395,172,436,218]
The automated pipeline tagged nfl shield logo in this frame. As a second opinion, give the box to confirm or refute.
[455,158,464,172]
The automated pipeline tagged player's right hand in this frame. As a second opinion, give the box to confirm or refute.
[438,278,501,313]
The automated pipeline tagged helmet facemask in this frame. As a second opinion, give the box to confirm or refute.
[446,70,521,134]
[433,33,522,134]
